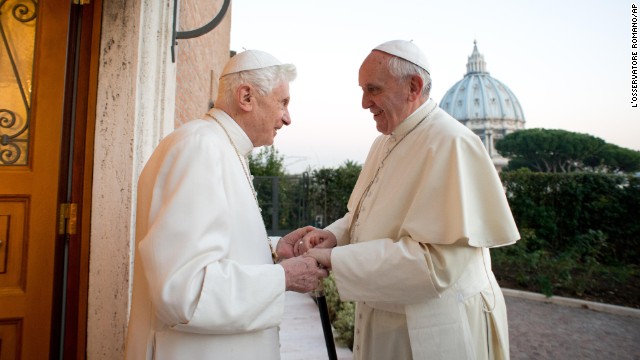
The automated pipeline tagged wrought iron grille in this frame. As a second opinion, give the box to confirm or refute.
[0,0,38,165]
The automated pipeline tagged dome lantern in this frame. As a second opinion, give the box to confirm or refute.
[466,40,488,74]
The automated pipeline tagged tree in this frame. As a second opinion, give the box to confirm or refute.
[593,144,640,173]
[496,128,640,173]
[248,146,291,233]
[248,146,286,176]
[309,160,361,226]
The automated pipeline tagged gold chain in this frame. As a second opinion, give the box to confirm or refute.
[207,114,278,263]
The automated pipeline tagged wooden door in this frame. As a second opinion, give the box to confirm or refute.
[0,1,95,358]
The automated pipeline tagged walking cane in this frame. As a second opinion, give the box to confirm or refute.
[314,281,338,360]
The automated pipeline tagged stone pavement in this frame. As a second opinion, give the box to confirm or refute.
[506,294,640,360]
[280,291,353,360]
[280,290,640,359]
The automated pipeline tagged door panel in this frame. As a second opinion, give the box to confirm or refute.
[0,319,21,360]
[0,198,27,291]
[0,0,72,358]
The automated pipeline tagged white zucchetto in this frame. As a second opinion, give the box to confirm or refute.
[373,40,431,74]
[220,50,289,78]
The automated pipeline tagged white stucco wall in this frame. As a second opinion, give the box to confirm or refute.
[88,0,175,358]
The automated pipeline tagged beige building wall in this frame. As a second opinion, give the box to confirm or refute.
[175,0,232,126]
[88,1,230,358]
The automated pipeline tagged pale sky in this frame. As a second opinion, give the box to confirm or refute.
[230,0,639,174]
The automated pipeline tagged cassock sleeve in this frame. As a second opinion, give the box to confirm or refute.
[324,215,351,246]
[137,130,285,334]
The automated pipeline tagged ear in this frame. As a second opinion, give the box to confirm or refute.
[407,75,424,101]
[237,84,254,111]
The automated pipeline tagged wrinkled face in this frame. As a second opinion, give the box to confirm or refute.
[359,51,413,135]
[248,81,291,146]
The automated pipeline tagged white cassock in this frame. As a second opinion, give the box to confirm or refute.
[325,99,520,360]
[125,108,286,360]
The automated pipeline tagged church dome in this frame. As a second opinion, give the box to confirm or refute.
[440,41,525,169]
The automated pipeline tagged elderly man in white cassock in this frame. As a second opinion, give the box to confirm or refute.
[124,50,328,360]
[281,40,521,360]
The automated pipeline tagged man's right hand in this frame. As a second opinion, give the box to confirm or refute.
[276,226,315,260]
[279,256,328,293]
[294,229,338,256]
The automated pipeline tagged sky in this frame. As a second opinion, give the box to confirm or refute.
[230,0,639,174]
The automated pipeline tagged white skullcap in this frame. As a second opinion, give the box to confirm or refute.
[373,40,431,74]
[220,50,289,78]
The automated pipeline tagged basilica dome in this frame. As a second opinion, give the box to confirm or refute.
[441,41,525,169]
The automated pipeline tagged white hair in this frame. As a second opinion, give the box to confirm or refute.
[218,64,297,104]
[387,56,431,96]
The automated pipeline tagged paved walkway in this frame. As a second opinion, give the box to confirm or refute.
[280,290,640,359]
[280,291,353,360]
[506,294,640,359]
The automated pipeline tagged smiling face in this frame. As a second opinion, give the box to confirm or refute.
[246,81,292,146]
[359,51,415,135]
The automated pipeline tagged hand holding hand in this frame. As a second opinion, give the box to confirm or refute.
[279,256,329,293]
[276,226,315,260]
[294,229,338,256]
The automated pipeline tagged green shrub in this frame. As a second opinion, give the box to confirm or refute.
[322,274,355,349]
[492,227,639,304]
[501,170,639,265]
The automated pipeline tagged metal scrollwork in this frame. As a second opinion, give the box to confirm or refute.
[1,108,25,164]
[1,137,22,165]
[171,0,230,62]
[11,0,38,22]
[0,0,38,165]
[0,108,16,128]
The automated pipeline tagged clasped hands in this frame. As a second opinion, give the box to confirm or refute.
[276,226,337,293]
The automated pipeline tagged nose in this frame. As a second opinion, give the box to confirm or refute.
[282,110,291,126]
[361,92,372,109]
